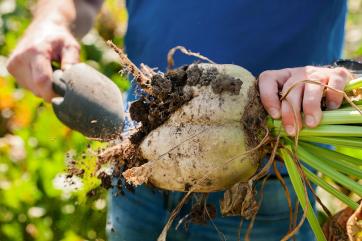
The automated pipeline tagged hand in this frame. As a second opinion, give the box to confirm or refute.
[258,66,353,136]
[6,20,80,101]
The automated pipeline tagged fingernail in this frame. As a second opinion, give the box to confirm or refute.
[285,125,295,135]
[305,115,315,127]
[327,102,338,110]
[269,108,280,119]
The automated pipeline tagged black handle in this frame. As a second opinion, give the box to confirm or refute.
[333,59,362,77]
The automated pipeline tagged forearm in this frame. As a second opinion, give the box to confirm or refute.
[31,0,104,38]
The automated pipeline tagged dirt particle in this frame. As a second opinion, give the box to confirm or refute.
[86,188,98,197]
[151,74,172,101]
[98,171,113,189]
[211,74,242,95]
[184,183,192,191]
[67,167,85,178]
[199,67,218,86]
[205,179,212,186]
[129,99,149,123]
[125,182,135,193]
[186,65,202,86]
[164,66,188,87]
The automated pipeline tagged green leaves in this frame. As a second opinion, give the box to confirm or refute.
[277,140,362,241]
[280,148,327,241]
[0,1,125,240]
[271,90,362,240]
[302,168,359,210]
[344,77,362,92]
[299,142,362,179]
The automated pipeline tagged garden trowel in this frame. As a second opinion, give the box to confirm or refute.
[51,63,124,141]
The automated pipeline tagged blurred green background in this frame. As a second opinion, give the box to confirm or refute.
[0,1,361,241]
[0,0,128,240]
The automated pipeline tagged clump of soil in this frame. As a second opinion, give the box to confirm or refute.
[128,66,192,144]
[128,64,243,145]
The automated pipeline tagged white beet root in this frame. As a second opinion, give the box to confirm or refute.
[123,64,266,192]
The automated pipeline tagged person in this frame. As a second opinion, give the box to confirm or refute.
[7,1,354,240]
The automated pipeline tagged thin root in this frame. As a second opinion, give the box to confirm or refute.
[237,218,244,241]
[140,63,158,79]
[273,161,294,233]
[244,175,269,241]
[281,79,362,115]
[203,197,227,241]
[251,134,279,181]
[167,46,216,70]
[292,201,299,241]
[107,40,153,94]
[157,191,192,241]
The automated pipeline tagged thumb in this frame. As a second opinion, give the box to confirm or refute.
[61,43,80,70]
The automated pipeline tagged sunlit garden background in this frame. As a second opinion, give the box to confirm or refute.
[0,0,128,240]
[0,0,361,240]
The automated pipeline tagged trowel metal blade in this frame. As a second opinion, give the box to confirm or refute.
[51,63,124,141]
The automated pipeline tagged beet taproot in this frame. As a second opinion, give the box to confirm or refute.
[101,63,267,192]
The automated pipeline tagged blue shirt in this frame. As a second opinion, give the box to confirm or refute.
[123,1,347,174]
[108,4,342,238]
[125,0,347,86]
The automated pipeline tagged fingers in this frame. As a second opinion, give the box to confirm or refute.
[259,66,353,136]
[325,67,350,110]
[258,69,291,119]
[7,24,80,102]
[302,75,327,128]
[281,79,303,136]
[6,53,31,89]
[7,50,55,102]
[61,42,80,70]
[302,83,324,128]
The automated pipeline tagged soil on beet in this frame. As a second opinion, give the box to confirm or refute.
[129,64,244,145]
[241,84,268,162]
[98,64,247,192]
[128,65,192,144]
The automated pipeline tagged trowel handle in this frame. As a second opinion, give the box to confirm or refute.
[52,70,67,97]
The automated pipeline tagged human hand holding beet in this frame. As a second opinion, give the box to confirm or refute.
[258,66,354,136]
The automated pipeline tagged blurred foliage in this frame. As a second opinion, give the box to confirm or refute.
[345,0,362,58]
[0,0,128,240]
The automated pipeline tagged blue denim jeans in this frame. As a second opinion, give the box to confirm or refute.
[106,177,315,241]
